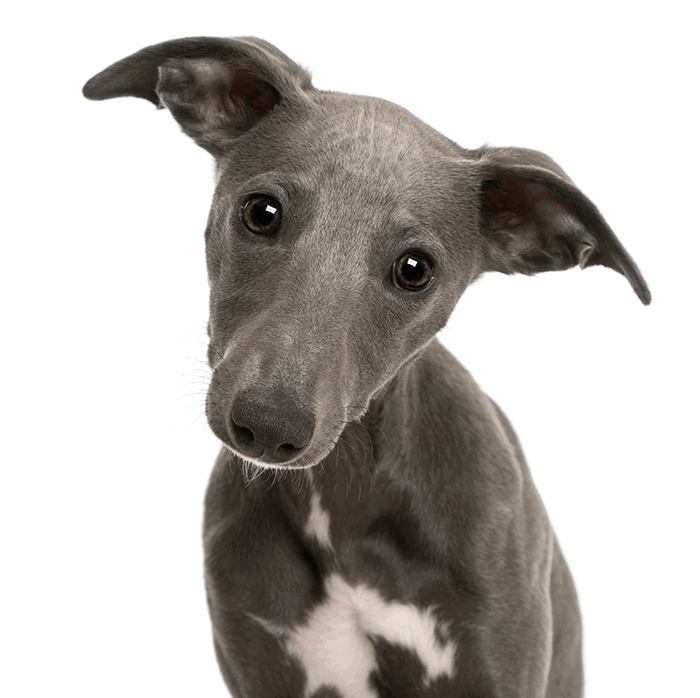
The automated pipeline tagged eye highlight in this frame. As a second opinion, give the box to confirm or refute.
[392,251,435,292]
[240,195,282,235]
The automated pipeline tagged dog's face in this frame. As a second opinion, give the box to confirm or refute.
[84,37,650,469]
[203,94,486,468]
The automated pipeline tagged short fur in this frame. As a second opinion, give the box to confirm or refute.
[84,37,650,698]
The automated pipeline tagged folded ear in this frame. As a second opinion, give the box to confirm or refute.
[477,146,651,304]
[82,36,314,155]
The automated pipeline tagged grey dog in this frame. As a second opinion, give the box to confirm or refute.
[83,37,650,698]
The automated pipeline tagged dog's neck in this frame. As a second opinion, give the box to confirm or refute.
[228,339,519,572]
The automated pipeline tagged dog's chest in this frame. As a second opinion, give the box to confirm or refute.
[258,485,459,698]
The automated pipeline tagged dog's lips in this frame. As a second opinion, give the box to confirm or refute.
[222,440,322,470]
[217,421,344,471]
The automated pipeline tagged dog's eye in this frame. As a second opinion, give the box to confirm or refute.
[392,251,435,292]
[240,195,282,235]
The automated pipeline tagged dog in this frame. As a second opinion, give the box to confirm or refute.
[83,37,650,698]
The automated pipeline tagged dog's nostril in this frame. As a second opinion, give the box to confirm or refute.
[276,443,298,459]
[231,422,255,447]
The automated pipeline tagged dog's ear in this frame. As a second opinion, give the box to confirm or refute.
[83,36,313,155]
[476,147,651,304]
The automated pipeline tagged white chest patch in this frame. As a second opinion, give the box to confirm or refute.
[283,573,457,698]
[304,490,333,550]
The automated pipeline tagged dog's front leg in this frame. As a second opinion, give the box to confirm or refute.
[204,450,321,698]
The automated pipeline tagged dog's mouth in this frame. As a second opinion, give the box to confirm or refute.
[217,424,342,471]
[220,441,323,470]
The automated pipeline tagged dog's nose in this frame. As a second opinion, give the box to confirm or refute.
[229,391,315,464]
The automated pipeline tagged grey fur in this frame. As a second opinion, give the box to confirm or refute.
[84,36,650,698]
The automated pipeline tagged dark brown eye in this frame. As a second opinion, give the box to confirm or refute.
[392,251,435,291]
[240,195,282,235]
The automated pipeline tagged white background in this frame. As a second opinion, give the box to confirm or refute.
[2,1,698,696]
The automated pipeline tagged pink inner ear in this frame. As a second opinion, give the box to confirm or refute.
[229,70,277,115]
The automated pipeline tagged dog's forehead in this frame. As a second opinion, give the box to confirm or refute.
[312,93,459,171]
[214,93,472,243]
[245,93,468,221]
[216,92,465,195]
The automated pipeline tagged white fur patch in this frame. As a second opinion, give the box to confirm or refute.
[304,490,333,550]
[284,573,457,697]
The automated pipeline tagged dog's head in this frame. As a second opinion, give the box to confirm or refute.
[84,37,650,469]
